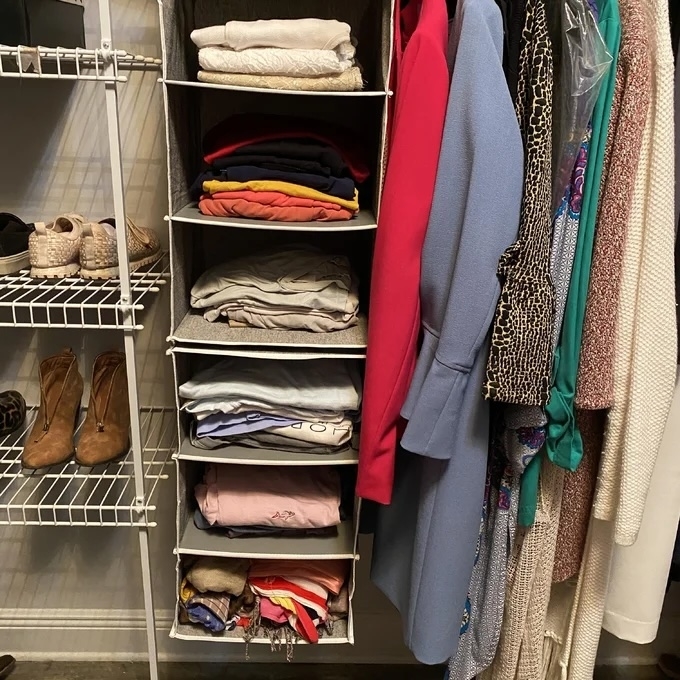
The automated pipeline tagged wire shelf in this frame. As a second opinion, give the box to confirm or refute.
[0,406,176,527]
[0,45,161,81]
[0,257,169,329]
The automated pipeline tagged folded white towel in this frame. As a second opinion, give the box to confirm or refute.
[198,45,355,77]
[191,18,352,52]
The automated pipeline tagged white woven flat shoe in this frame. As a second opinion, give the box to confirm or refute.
[80,217,162,280]
[28,213,85,278]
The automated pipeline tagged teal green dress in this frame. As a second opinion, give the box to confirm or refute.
[518,0,621,526]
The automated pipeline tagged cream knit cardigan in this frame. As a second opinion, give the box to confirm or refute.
[591,0,676,548]
[542,0,676,677]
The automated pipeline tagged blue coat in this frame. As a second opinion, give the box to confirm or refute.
[370,0,524,664]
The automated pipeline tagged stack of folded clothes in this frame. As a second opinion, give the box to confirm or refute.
[193,464,343,538]
[180,556,254,633]
[190,246,359,332]
[191,113,369,223]
[190,18,363,92]
[249,559,349,643]
[179,357,361,453]
[180,557,350,647]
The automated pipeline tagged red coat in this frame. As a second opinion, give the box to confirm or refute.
[356,0,450,504]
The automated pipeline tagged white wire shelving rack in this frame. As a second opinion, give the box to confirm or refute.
[0,258,169,329]
[0,3,171,679]
[0,44,161,81]
[0,407,174,526]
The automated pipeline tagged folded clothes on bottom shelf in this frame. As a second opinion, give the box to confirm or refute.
[180,556,350,646]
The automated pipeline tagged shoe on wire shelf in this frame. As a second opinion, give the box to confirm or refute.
[0,213,34,274]
[28,213,85,278]
[80,217,161,280]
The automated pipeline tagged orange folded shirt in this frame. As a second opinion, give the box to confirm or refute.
[199,190,355,222]
[248,559,349,595]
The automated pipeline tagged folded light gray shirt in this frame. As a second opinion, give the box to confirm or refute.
[190,248,360,332]
[184,399,348,424]
[179,357,362,413]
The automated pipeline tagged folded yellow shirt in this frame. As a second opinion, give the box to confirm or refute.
[203,179,359,212]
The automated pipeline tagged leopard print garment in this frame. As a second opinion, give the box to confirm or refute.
[483,0,556,407]
[0,390,26,435]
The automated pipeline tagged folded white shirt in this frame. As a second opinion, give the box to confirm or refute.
[190,18,352,52]
[198,46,355,78]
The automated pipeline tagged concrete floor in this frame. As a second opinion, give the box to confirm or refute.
[2,662,669,680]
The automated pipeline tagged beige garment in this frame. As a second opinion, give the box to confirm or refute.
[542,518,615,680]
[216,305,359,332]
[603,371,680,643]
[480,459,564,680]
[190,19,352,52]
[542,2,674,677]
[592,0,676,547]
[197,68,364,92]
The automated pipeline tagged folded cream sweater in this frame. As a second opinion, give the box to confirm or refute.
[191,18,352,51]
[198,45,355,78]
[197,68,363,92]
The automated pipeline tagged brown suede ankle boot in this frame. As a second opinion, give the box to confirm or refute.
[76,351,130,466]
[22,349,83,469]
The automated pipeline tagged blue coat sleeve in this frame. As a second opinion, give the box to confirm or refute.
[400,3,524,459]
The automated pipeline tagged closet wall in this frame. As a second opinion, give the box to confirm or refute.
[0,0,676,665]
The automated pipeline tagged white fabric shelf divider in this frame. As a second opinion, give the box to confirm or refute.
[169,311,368,349]
[0,258,169,329]
[175,436,359,466]
[163,78,389,97]
[169,204,377,232]
[0,407,176,527]
[170,617,351,644]
[167,345,367,360]
[177,516,356,560]
[0,44,161,81]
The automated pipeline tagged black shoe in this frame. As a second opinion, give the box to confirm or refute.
[0,213,34,275]
[0,655,15,679]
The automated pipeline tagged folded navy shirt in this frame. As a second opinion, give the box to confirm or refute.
[211,139,354,178]
[212,153,334,177]
[191,166,356,201]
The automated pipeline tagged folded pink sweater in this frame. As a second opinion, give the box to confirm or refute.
[195,464,341,530]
